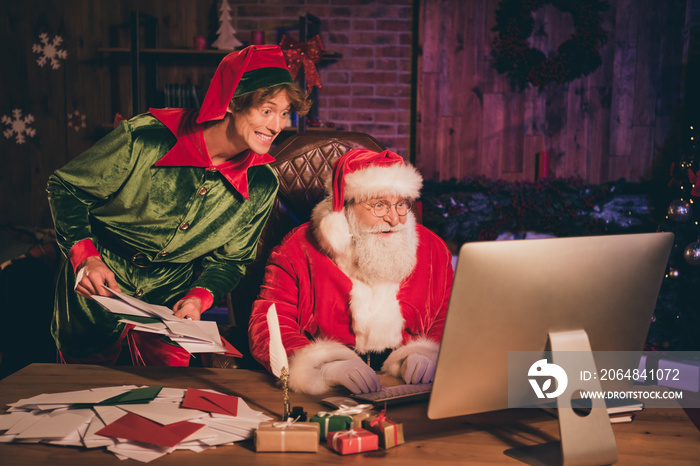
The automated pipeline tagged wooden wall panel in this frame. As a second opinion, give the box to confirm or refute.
[0,0,692,227]
[481,93,505,179]
[416,0,690,184]
[0,0,216,227]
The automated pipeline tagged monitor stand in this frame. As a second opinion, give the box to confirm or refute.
[505,329,618,466]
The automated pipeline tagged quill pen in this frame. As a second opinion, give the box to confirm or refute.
[266,303,290,419]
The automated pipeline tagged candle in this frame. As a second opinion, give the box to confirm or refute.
[536,151,550,179]
[194,36,207,50]
[251,30,264,45]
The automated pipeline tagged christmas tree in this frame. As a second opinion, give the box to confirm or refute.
[647,124,700,351]
[211,0,243,51]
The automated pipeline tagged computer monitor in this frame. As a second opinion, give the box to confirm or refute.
[428,232,674,465]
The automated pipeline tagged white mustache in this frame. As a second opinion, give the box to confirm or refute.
[364,222,406,234]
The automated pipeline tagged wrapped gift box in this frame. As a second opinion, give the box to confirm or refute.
[362,412,404,449]
[254,421,320,452]
[327,428,378,455]
[332,403,374,428]
[347,409,372,427]
[637,353,700,392]
[658,358,700,392]
[310,412,353,440]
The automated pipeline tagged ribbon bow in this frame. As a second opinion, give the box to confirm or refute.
[369,409,389,429]
[331,428,359,446]
[334,404,373,415]
[279,34,325,90]
[317,403,373,418]
[272,416,299,429]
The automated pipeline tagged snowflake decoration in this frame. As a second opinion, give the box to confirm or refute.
[67,110,86,132]
[32,33,68,70]
[2,109,36,144]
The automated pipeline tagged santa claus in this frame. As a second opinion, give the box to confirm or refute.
[249,148,454,394]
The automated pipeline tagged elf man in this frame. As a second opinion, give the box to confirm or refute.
[249,149,454,394]
[48,45,311,366]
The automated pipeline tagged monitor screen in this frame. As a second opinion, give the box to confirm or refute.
[428,232,673,420]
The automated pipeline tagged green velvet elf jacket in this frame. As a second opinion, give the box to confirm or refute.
[46,109,278,358]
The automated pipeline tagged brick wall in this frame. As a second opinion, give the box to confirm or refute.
[230,0,414,156]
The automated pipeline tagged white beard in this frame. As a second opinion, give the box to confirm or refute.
[346,208,418,284]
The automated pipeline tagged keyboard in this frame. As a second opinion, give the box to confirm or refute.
[350,383,432,406]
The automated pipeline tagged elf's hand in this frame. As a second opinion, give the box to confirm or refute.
[173,296,203,321]
[74,256,121,298]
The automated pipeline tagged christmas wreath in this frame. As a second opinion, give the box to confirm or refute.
[491,0,609,89]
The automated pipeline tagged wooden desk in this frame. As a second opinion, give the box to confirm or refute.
[0,364,698,465]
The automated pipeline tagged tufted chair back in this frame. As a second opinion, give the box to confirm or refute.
[224,130,386,367]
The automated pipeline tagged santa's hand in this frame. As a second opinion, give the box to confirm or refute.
[74,256,121,298]
[400,353,436,384]
[320,359,382,394]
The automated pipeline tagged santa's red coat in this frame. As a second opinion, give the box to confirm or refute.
[248,218,453,394]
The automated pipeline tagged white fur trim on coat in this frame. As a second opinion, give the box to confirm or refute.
[311,198,354,273]
[311,199,350,255]
[350,280,404,353]
[311,196,353,275]
[381,337,440,377]
[344,163,422,202]
[288,339,363,394]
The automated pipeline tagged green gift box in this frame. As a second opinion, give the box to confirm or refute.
[310,412,353,440]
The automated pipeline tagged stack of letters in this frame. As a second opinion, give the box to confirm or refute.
[94,287,240,357]
[0,385,270,462]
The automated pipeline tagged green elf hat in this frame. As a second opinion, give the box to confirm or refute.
[196,44,294,124]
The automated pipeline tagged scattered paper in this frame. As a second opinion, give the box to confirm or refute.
[96,412,204,448]
[73,385,163,408]
[120,401,206,425]
[182,388,238,417]
[14,408,94,440]
[0,385,272,463]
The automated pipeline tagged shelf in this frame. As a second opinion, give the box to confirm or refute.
[98,12,339,129]
[98,48,342,61]
[98,47,230,55]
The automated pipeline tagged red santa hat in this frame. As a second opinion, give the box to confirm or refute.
[196,45,294,124]
[315,149,423,260]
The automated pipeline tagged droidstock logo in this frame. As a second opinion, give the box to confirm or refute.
[528,359,568,399]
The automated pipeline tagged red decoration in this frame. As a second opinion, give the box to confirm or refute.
[689,169,700,197]
[113,113,126,128]
[279,34,324,90]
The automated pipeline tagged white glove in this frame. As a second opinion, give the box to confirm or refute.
[320,359,382,394]
[400,353,436,384]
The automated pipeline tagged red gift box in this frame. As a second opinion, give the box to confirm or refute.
[327,428,378,455]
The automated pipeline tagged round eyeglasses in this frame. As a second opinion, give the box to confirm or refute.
[363,199,412,217]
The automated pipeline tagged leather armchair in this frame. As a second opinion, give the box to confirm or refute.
[219,131,386,368]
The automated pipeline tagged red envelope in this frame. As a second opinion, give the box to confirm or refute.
[182,388,239,416]
[96,412,204,448]
[221,335,243,358]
